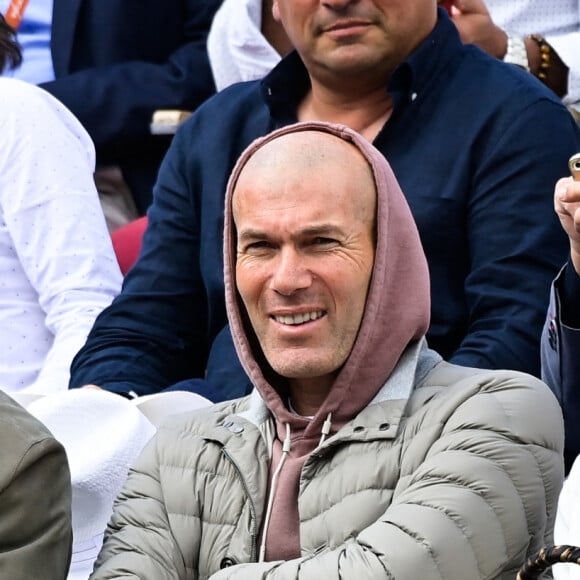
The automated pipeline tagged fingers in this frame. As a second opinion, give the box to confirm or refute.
[452,0,490,15]
[555,177,580,204]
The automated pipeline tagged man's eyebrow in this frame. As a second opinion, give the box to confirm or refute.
[299,224,343,237]
[237,224,343,241]
[237,228,268,241]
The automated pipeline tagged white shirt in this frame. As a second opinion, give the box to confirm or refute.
[207,0,280,91]
[207,0,580,109]
[0,78,122,393]
[0,0,55,83]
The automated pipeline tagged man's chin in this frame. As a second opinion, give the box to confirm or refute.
[310,49,390,79]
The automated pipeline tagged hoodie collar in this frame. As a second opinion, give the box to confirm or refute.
[233,339,442,442]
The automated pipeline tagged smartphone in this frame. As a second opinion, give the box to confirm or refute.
[570,153,580,181]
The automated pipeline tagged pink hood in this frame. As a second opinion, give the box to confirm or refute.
[223,121,430,560]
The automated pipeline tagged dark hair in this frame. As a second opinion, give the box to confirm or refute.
[0,14,22,74]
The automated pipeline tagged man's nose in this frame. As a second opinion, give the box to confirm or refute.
[322,0,359,11]
[270,249,313,296]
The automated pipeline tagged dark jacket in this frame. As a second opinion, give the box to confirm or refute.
[0,391,72,579]
[70,13,580,400]
[40,0,221,212]
[542,262,580,470]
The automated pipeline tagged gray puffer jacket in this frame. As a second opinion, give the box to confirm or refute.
[90,352,563,580]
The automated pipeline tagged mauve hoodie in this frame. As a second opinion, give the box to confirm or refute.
[223,121,431,562]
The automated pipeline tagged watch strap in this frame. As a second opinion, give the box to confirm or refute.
[504,32,530,72]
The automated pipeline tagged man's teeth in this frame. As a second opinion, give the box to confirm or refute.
[274,311,324,325]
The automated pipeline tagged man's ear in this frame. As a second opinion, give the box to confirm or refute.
[272,0,281,22]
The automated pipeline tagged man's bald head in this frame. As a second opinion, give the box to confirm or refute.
[232,130,377,229]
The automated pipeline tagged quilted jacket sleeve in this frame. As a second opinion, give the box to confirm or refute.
[209,373,564,580]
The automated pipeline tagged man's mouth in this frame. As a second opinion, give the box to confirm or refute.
[272,311,325,326]
[323,19,371,34]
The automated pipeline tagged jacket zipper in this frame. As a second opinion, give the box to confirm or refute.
[221,447,259,562]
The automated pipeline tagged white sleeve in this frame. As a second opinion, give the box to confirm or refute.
[0,80,123,393]
[545,29,580,108]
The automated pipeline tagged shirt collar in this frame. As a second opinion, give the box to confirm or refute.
[390,9,464,108]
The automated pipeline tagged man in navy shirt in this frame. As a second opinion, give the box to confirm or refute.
[70,0,580,401]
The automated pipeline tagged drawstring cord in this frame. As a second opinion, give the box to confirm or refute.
[258,412,333,562]
[319,412,332,447]
[258,422,291,562]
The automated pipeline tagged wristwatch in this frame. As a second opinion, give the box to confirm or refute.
[503,32,530,72]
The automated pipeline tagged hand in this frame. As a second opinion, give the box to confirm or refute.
[82,384,103,390]
[445,0,508,59]
[555,177,580,275]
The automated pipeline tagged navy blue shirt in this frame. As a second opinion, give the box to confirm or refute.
[70,12,580,401]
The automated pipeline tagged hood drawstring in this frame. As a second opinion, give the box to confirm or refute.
[318,412,333,447]
[259,422,291,562]
[258,412,334,562]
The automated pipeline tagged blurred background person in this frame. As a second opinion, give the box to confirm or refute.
[0,14,122,394]
[542,159,580,577]
[542,159,580,469]
[0,389,72,579]
[1,0,223,224]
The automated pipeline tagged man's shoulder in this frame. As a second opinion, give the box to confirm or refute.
[0,78,62,116]
[177,80,266,137]
[410,361,563,445]
[157,396,253,440]
[457,43,564,111]
[0,391,63,488]
[417,360,555,401]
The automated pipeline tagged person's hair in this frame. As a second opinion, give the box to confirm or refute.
[0,14,22,74]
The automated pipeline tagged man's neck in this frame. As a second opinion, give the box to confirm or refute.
[297,80,393,143]
[288,376,334,417]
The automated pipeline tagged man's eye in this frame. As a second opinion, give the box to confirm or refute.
[245,241,271,252]
[312,237,337,246]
